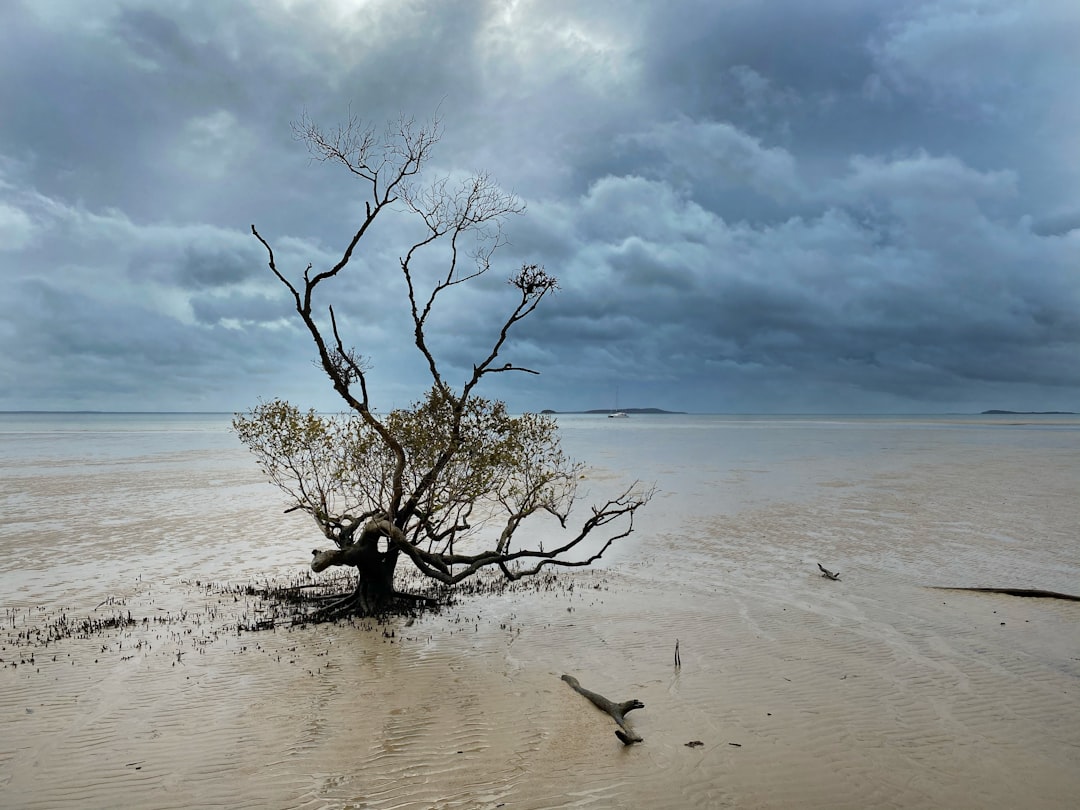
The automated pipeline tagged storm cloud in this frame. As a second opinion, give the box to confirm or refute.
[1,0,1077,413]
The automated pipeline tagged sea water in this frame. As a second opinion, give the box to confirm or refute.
[3,411,1080,810]
[2,411,1078,608]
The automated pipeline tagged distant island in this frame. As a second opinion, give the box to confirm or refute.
[539,408,686,415]
[981,410,1076,415]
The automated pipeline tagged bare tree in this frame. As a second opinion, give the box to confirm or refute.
[235,113,651,618]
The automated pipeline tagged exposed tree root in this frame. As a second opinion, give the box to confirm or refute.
[562,674,645,745]
[301,590,438,624]
[298,591,436,626]
[306,594,361,623]
[223,567,584,631]
[929,586,1080,602]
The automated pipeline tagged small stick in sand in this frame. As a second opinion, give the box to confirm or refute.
[562,674,645,745]
[818,563,841,581]
[675,639,681,668]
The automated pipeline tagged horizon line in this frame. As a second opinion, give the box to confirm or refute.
[2,409,1074,417]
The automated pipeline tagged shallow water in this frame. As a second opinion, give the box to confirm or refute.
[2,412,1079,808]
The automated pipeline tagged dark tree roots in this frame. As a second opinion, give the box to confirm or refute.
[301,588,440,624]
[562,674,645,745]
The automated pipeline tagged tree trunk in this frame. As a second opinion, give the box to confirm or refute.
[350,540,399,616]
[309,527,401,618]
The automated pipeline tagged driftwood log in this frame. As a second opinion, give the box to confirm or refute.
[818,563,841,581]
[929,586,1080,602]
[562,674,644,745]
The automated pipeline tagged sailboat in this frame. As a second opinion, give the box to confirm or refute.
[608,387,629,418]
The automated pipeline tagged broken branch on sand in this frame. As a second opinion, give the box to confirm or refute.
[929,586,1080,602]
[817,563,841,581]
[561,674,644,745]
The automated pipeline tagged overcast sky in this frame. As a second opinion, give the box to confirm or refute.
[2,0,1078,414]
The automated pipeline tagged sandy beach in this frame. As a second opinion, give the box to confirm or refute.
[2,415,1079,808]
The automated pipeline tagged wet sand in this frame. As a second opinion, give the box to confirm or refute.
[2,432,1079,808]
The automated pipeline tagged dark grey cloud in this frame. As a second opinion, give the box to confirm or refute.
[1,0,1078,413]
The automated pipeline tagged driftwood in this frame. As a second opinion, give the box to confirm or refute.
[929,586,1080,602]
[561,674,644,745]
[817,563,840,581]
